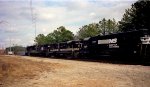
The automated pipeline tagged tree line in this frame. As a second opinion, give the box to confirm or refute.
[35,0,150,45]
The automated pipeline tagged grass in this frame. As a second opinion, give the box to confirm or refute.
[0,55,64,85]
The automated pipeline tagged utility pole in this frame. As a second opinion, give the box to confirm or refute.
[30,0,37,42]
[10,38,11,52]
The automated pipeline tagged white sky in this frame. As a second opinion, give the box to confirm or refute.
[0,0,137,48]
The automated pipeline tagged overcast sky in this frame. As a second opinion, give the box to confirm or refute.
[0,0,136,48]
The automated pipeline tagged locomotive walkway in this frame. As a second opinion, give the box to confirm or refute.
[0,55,150,87]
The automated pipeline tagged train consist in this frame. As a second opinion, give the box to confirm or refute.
[26,29,150,63]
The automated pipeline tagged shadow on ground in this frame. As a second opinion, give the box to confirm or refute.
[31,55,150,66]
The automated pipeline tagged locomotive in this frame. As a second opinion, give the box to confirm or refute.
[26,29,150,63]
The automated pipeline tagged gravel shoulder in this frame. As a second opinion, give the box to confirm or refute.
[0,55,150,87]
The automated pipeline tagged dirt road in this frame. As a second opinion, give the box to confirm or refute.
[0,55,150,87]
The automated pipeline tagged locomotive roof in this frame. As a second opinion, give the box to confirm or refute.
[90,29,149,40]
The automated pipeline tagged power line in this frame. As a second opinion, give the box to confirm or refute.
[30,0,37,41]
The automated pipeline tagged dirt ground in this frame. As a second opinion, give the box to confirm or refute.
[0,55,150,87]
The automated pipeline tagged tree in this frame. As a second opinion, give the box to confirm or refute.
[35,34,47,45]
[77,18,118,39]
[45,33,55,44]
[77,23,100,39]
[52,26,74,43]
[99,18,118,35]
[99,18,106,35]
[106,18,119,33]
[35,26,74,44]
[119,0,150,32]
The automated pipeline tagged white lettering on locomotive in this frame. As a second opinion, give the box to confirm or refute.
[98,38,119,48]
[109,38,117,43]
[98,38,117,44]
[98,39,109,44]
[109,44,119,48]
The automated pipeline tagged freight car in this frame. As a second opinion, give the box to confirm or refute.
[25,29,150,63]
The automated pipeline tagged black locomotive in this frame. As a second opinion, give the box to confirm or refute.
[26,29,150,63]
